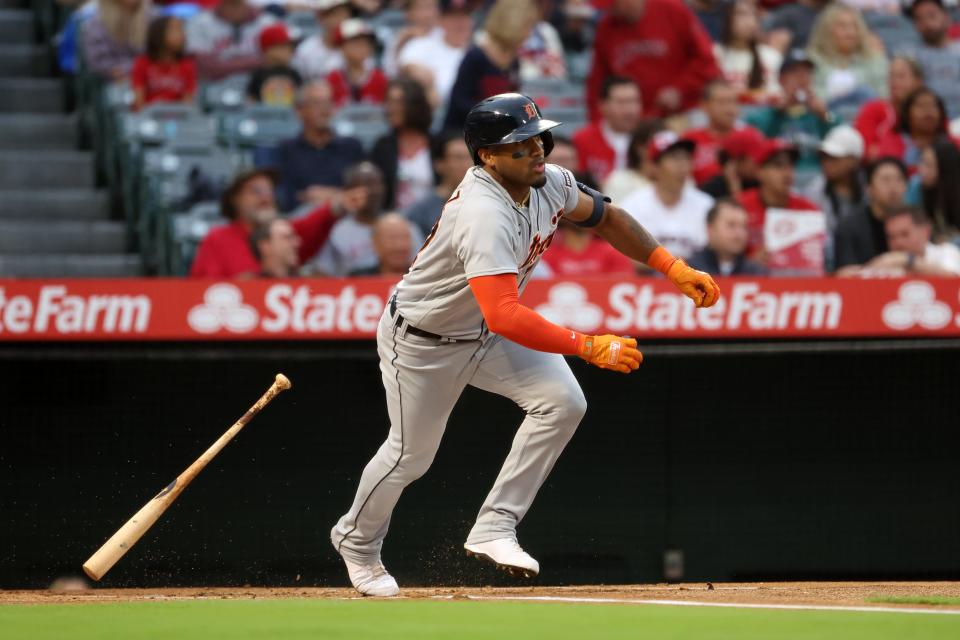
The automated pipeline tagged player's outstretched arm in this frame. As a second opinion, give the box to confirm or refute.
[468,274,642,373]
[565,184,721,308]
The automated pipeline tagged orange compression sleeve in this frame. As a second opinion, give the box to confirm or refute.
[468,273,586,356]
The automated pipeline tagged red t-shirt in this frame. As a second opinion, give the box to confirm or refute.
[854,99,897,161]
[587,0,720,118]
[190,206,338,278]
[683,127,727,185]
[737,188,818,257]
[542,232,635,276]
[572,122,617,184]
[130,55,197,107]
[326,68,388,107]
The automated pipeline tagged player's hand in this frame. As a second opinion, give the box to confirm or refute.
[579,335,642,374]
[666,260,721,308]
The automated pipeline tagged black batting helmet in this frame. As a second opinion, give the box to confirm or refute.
[463,93,561,165]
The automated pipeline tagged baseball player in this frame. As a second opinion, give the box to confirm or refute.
[331,93,720,596]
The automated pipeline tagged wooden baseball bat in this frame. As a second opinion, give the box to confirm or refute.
[82,373,292,581]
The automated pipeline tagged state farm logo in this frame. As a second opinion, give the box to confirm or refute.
[535,283,603,332]
[881,281,952,330]
[188,284,259,334]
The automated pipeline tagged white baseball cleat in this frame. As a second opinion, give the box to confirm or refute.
[464,538,540,578]
[341,557,400,597]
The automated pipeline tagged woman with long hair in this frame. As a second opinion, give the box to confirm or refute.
[713,0,782,104]
[442,0,538,129]
[131,15,195,110]
[854,55,925,160]
[81,0,151,81]
[806,3,888,117]
[876,87,956,171]
[911,140,960,242]
[370,77,435,211]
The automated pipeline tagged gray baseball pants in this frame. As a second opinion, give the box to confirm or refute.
[332,307,587,563]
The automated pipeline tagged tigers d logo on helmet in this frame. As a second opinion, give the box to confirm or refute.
[523,102,538,119]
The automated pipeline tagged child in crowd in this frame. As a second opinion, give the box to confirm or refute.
[131,16,196,111]
[247,24,303,108]
[326,18,388,107]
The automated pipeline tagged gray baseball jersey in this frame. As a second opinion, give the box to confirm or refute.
[394,163,580,339]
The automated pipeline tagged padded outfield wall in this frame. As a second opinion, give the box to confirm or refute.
[2,338,958,588]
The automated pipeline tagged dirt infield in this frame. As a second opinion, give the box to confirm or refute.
[3,582,960,609]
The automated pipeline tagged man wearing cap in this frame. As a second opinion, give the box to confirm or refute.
[397,0,474,104]
[587,0,720,119]
[736,139,819,258]
[247,23,303,107]
[620,131,714,260]
[804,125,866,236]
[746,49,834,173]
[293,0,352,81]
[186,0,276,81]
[901,0,960,118]
[699,126,765,200]
[190,169,343,278]
[327,18,388,106]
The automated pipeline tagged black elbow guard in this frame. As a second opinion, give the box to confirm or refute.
[574,181,611,228]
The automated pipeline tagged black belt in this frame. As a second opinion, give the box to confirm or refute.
[390,297,459,342]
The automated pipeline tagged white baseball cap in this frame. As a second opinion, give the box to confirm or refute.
[819,125,865,159]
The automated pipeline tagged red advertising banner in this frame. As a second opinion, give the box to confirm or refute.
[0,277,958,341]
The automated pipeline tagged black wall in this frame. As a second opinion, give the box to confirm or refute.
[2,340,959,588]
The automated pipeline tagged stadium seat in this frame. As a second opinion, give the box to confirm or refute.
[172,200,222,275]
[332,103,390,152]
[540,105,588,139]
[862,11,921,54]
[218,105,301,149]
[201,73,251,113]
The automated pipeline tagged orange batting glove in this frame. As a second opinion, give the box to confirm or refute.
[579,335,643,373]
[647,246,721,308]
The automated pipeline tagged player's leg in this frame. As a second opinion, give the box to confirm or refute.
[332,312,481,569]
[463,338,586,571]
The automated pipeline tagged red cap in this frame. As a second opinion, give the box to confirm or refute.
[647,130,696,163]
[259,24,292,52]
[721,127,766,160]
[748,138,800,166]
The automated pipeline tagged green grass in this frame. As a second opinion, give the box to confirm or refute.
[868,595,960,606]
[1,599,959,640]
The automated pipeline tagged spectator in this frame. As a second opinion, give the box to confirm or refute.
[371,78,434,212]
[326,19,388,107]
[602,119,664,203]
[397,0,475,107]
[548,0,596,54]
[547,135,581,174]
[540,222,636,276]
[745,49,834,173]
[804,125,866,234]
[131,16,196,110]
[185,0,274,81]
[572,76,642,185]
[250,217,301,277]
[807,3,888,117]
[620,131,714,260]
[875,86,956,171]
[311,162,423,275]
[190,168,340,278]
[517,1,568,80]
[737,139,819,258]
[833,156,909,271]
[443,0,536,130]
[854,55,925,160]
[274,81,366,212]
[903,0,960,119]
[382,0,441,77]
[713,0,783,104]
[293,0,352,81]
[687,199,768,275]
[685,79,742,185]
[700,125,765,199]
[81,0,150,81]
[910,139,960,241]
[246,23,302,107]
[350,213,417,276]
[403,130,474,236]
[763,0,829,53]
[862,205,960,275]
[587,0,720,119]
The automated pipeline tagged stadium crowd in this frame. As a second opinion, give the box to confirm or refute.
[65,0,960,278]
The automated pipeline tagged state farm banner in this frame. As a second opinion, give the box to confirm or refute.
[0,277,958,341]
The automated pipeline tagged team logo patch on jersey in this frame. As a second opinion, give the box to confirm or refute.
[523,102,538,119]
